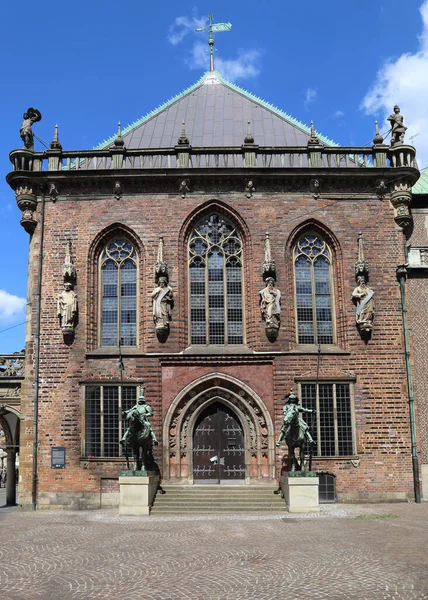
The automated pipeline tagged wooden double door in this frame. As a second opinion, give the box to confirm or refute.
[193,401,245,482]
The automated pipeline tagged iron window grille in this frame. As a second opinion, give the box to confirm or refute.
[188,214,244,345]
[100,238,137,347]
[294,233,335,344]
[299,382,355,457]
[84,385,138,457]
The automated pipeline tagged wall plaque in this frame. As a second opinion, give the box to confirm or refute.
[51,446,66,469]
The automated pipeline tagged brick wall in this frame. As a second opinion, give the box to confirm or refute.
[17,189,415,507]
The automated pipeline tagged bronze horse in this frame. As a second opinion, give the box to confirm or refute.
[282,403,310,472]
[123,408,154,472]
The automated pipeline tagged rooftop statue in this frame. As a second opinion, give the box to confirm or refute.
[20,108,42,150]
[387,105,407,147]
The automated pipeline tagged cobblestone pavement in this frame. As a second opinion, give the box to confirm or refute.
[1,503,428,600]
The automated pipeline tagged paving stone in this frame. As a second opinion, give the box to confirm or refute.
[0,502,427,599]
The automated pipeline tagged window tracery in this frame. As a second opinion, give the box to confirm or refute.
[100,238,137,346]
[294,233,334,344]
[188,214,243,345]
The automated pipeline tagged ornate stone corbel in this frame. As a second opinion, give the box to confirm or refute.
[376,179,387,200]
[15,182,37,234]
[245,179,255,198]
[310,178,320,199]
[352,233,374,336]
[49,183,59,202]
[259,233,280,342]
[390,179,413,229]
[152,237,173,342]
[114,180,122,200]
[179,179,190,198]
[58,240,78,341]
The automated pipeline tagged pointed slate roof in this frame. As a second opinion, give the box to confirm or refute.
[96,71,336,150]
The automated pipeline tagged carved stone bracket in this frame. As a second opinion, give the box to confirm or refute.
[390,179,413,229]
[179,179,190,198]
[245,179,255,198]
[15,181,37,234]
[114,180,122,200]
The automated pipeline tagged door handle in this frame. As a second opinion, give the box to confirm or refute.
[219,457,225,466]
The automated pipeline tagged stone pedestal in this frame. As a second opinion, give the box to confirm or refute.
[119,472,159,516]
[280,473,320,513]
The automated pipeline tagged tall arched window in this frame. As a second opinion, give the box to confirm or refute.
[294,232,334,344]
[188,214,243,345]
[100,238,137,346]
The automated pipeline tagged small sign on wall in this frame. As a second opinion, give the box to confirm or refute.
[51,446,66,469]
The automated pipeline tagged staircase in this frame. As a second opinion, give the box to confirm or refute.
[150,484,285,515]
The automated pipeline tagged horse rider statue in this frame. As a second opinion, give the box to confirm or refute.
[121,391,158,448]
[276,390,314,447]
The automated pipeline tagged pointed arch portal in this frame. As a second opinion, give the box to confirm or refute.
[163,374,275,484]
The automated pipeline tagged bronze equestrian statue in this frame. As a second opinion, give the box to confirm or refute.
[276,390,315,472]
[121,390,158,472]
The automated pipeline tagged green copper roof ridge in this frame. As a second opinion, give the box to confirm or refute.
[93,72,210,150]
[214,71,338,147]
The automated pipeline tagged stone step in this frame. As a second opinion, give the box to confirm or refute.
[151,506,285,514]
[154,496,281,503]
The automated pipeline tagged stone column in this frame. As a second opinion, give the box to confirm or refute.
[6,448,17,506]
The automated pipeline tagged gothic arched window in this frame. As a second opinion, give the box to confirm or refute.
[100,238,137,346]
[294,233,335,344]
[188,214,243,345]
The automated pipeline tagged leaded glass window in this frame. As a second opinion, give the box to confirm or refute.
[188,214,243,345]
[84,385,137,457]
[294,233,334,344]
[299,383,354,457]
[100,239,137,346]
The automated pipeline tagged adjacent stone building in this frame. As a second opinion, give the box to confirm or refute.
[6,68,423,509]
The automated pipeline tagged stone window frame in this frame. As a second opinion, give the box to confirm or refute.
[296,381,357,458]
[186,211,246,347]
[98,237,139,348]
[81,383,142,459]
[87,224,144,352]
[293,231,337,346]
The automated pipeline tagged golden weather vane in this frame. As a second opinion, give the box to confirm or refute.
[195,14,232,72]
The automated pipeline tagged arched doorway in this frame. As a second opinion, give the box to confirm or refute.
[163,373,276,484]
[0,408,20,506]
[193,401,245,483]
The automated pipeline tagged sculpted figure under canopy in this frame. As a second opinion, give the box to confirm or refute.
[259,277,281,332]
[151,277,174,330]
[352,276,374,333]
[57,282,78,329]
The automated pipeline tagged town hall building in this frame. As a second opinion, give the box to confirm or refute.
[5,55,424,509]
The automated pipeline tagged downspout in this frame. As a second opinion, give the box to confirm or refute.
[32,189,46,511]
[396,263,421,503]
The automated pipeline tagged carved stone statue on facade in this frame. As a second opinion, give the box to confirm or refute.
[57,282,78,337]
[259,277,281,341]
[151,276,174,333]
[20,108,42,150]
[121,390,157,472]
[352,276,375,334]
[387,105,407,147]
[276,390,314,472]
[352,233,374,335]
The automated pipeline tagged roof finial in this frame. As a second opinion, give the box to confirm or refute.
[244,121,254,144]
[114,121,124,147]
[177,121,190,145]
[373,120,384,145]
[195,14,232,72]
[308,120,320,145]
[50,124,62,150]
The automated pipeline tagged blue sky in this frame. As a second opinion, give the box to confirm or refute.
[1,0,428,352]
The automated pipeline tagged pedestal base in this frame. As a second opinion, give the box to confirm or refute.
[119,472,159,516]
[280,474,320,513]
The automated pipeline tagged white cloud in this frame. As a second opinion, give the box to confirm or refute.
[0,290,26,322]
[187,41,260,82]
[167,13,207,46]
[304,88,317,107]
[362,1,428,167]
[334,110,344,118]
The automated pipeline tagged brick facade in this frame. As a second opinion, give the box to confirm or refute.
[15,189,417,508]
